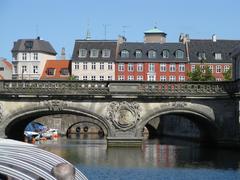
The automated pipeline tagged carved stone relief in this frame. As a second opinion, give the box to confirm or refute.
[43,100,67,111]
[106,101,141,131]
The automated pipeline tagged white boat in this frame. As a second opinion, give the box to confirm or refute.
[41,129,59,139]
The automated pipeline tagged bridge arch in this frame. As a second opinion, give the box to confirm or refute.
[137,103,220,142]
[1,104,113,141]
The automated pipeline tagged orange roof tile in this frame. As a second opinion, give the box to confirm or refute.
[40,60,70,80]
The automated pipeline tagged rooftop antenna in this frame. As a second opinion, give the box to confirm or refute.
[103,24,110,40]
[85,20,91,40]
[122,25,129,37]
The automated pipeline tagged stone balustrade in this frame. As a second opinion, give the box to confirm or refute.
[0,80,238,97]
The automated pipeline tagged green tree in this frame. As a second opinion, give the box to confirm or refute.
[67,76,77,81]
[187,65,215,81]
[223,67,232,81]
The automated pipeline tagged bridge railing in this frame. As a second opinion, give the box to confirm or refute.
[0,80,238,97]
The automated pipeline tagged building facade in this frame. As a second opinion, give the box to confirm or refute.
[71,40,117,81]
[0,57,12,80]
[11,37,57,80]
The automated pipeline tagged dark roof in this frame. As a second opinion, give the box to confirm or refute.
[231,45,240,58]
[11,38,57,55]
[189,39,240,63]
[72,40,117,62]
[117,42,187,62]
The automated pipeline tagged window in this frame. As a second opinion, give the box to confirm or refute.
[162,50,169,58]
[83,62,88,70]
[33,53,38,60]
[128,75,134,81]
[108,76,113,80]
[14,66,17,74]
[102,49,111,58]
[128,63,134,72]
[224,65,230,72]
[149,63,155,72]
[74,62,79,69]
[135,50,142,58]
[200,65,205,73]
[91,76,96,81]
[0,67,4,71]
[137,75,143,81]
[160,76,167,81]
[22,53,27,60]
[215,53,222,60]
[147,75,155,81]
[169,63,176,72]
[92,62,96,70]
[148,50,156,59]
[79,49,87,58]
[75,76,79,80]
[118,63,124,71]
[108,62,113,70]
[179,76,185,81]
[100,62,104,70]
[216,65,222,73]
[198,52,206,60]
[175,50,184,59]
[216,78,222,81]
[90,49,99,58]
[83,76,88,80]
[137,63,143,72]
[160,63,166,72]
[47,68,55,76]
[179,64,185,72]
[209,65,213,72]
[100,76,104,81]
[33,66,38,74]
[169,75,176,81]
[118,75,124,80]
[21,66,27,73]
[60,68,69,76]
[121,50,129,58]
[191,65,195,72]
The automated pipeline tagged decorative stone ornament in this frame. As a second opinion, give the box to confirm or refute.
[43,100,67,111]
[107,101,141,131]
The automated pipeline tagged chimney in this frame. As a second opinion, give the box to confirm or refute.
[212,34,217,42]
[61,47,66,60]
[117,35,127,44]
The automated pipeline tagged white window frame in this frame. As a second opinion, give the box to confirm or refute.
[179,76,185,81]
[160,63,166,72]
[92,62,96,70]
[90,49,99,58]
[33,53,38,60]
[147,75,156,81]
[169,75,176,81]
[179,63,185,72]
[128,63,134,72]
[33,65,38,74]
[137,75,143,81]
[74,62,79,70]
[191,65,195,72]
[128,75,134,81]
[102,49,111,58]
[149,63,155,72]
[135,50,142,58]
[91,76,96,81]
[118,75,124,80]
[83,76,88,80]
[121,50,129,58]
[21,66,27,73]
[137,63,143,72]
[169,63,176,72]
[83,62,88,70]
[160,76,167,81]
[215,53,222,60]
[22,53,27,60]
[100,62,104,70]
[224,65,230,72]
[100,76,104,81]
[216,65,222,73]
[108,62,113,70]
[79,49,87,58]
[148,50,156,59]
[118,63,124,71]
[108,76,113,81]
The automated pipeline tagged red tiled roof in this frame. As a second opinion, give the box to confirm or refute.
[40,60,70,80]
[2,60,12,70]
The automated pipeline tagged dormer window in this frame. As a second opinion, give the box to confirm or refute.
[198,52,206,60]
[90,49,99,58]
[47,68,55,76]
[24,41,33,49]
[148,50,156,59]
[135,50,142,58]
[121,50,129,58]
[60,68,69,76]
[102,49,111,58]
[79,49,87,58]
[215,53,222,60]
[162,50,169,58]
[175,50,184,59]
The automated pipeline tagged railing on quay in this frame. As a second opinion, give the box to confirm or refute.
[0,80,239,98]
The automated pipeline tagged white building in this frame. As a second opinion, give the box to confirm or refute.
[71,40,117,81]
[11,37,57,80]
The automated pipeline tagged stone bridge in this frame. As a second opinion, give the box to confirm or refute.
[0,80,239,147]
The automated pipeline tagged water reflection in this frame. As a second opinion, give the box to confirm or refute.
[38,136,240,170]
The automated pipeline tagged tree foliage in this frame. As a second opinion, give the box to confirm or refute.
[67,76,78,81]
[187,65,215,81]
[223,67,232,81]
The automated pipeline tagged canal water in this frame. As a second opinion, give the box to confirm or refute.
[38,135,240,180]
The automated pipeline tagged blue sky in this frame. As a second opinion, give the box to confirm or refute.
[0,0,239,59]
